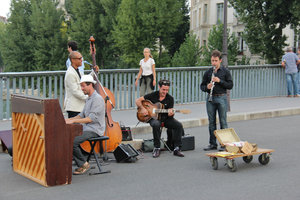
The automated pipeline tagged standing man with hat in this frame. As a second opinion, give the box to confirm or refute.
[66,75,106,175]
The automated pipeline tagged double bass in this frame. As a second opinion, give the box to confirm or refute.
[80,36,122,153]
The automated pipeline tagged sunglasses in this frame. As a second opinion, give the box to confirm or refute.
[160,80,170,86]
[73,57,82,60]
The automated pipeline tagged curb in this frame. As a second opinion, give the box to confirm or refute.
[131,107,300,135]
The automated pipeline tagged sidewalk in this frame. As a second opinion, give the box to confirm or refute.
[114,96,300,134]
[1,96,300,134]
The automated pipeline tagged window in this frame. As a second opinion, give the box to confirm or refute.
[238,32,247,53]
[202,40,207,47]
[216,3,224,24]
[193,10,197,29]
[198,8,201,27]
[203,4,208,24]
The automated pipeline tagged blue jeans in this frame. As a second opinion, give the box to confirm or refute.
[206,95,228,146]
[286,73,298,96]
[297,72,300,95]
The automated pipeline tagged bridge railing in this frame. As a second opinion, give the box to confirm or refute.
[0,64,286,120]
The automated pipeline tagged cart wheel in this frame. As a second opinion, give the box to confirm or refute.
[210,157,218,170]
[226,159,237,172]
[242,155,253,164]
[258,153,270,165]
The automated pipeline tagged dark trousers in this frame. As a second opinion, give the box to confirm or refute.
[149,118,183,149]
[67,111,80,118]
[73,131,98,167]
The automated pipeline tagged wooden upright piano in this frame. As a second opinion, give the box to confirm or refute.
[11,94,82,187]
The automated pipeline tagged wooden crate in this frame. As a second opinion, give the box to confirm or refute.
[214,128,240,146]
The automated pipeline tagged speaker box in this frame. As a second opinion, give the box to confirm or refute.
[181,135,195,151]
[113,144,139,162]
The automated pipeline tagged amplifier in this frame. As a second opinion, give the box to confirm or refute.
[181,135,195,151]
[113,144,139,162]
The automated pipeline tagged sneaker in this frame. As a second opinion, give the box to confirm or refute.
[152,148,160,158]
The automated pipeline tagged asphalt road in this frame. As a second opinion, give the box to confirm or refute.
[1,115,300,200]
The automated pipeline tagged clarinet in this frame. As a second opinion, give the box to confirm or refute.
[208,67,216,102]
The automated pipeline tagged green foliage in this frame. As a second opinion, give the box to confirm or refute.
[0,0,34,72]
[171,34,201,67]
[0,22,6,69]
[112,0,186,68]
[200,24,239,66]
[236,55,250,65]
[229,0,300,64]
[0,0,67,72]
[168,0,190,57]
[30,0,67,71]
[67,0,121,68]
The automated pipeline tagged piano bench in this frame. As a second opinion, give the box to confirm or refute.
[86,136,111,175]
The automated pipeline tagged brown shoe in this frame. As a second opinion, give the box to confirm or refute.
[287,95,293,97]
[152,148,160,158]
[73,162,90,175]
[294,95,300,97]
[173,147,184,157]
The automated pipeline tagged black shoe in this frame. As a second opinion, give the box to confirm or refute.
[152,148,160,158]
[203,145,217,151]
[218,146,225,151]
[173,147,184,157]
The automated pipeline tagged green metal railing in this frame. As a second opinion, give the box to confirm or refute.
[0,64,286,120]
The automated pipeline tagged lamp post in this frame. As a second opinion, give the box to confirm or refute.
[222,0,230,111]
[222,0,228,68]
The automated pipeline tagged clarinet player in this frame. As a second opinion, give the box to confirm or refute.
[200,50,233,151]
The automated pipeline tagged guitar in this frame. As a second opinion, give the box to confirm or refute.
[137,100,191,122]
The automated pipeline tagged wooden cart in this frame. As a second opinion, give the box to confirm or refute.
[206,148,274,172]
[206,128,274,172]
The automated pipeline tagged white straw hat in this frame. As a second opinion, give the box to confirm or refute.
[80,75,96,84]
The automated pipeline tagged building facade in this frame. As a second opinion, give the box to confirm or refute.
[190,0,299,64]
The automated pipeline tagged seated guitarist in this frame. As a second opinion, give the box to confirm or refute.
[136,80,184,158]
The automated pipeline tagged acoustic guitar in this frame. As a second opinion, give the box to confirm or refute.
[137,100,191,122]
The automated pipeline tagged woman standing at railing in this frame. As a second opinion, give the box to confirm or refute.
[135,48,156,96]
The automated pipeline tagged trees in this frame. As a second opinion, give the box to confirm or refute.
[171,34,201,67]
[0,0,34,72]
[0,22,6,70]
[112,0,188,68]
[0,0,67,72]
[200,24,239,66]
[229,0,300,64]
[30,0,67,71]
[67,0,121,68]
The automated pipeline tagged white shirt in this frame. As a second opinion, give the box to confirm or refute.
[139,58,155,76]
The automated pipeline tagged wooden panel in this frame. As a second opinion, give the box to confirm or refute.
[11,95,83,187]
[11,94,44,114]
[12,112,46,186]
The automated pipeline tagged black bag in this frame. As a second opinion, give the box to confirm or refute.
[121,126,132,141]
[142,139,164,152]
